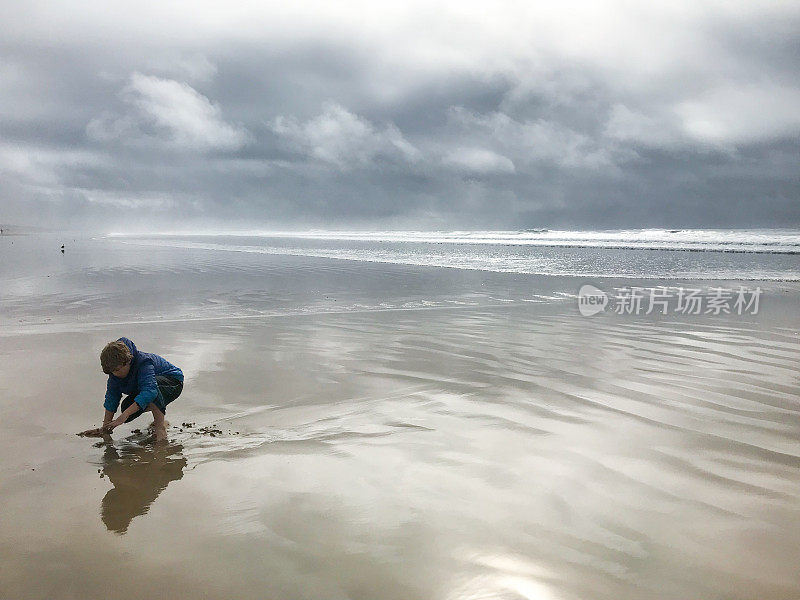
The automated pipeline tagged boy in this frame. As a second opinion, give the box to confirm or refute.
[79,337,184,442]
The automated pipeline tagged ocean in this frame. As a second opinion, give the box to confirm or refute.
[110,228,800,280]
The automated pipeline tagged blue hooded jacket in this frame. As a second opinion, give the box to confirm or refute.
[104,338,184,413]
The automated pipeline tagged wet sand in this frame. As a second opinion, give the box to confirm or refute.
[1,235,800,600]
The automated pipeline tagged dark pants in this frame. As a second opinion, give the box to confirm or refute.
[120,376,183,423]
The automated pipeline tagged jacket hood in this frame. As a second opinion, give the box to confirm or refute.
[119,337,138,360]
[113,337,141,382]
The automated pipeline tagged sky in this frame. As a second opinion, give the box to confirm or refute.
[1,0,799,232]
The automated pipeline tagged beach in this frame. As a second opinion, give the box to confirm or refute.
[1,232,800,600]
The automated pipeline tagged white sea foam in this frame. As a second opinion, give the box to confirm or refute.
[113,236,800,281]
[108,229,800,254]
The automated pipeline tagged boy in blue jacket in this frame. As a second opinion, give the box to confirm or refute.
[79,337,184,441]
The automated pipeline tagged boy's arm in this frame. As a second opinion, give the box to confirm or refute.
[103,377,122,413]
[78,410,117,436]
[79,379,121,436]
[133,362,158,410]
[105,363,157,430]
[105,402,140,430]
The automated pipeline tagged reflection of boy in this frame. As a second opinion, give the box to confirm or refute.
[101,443,187,534]
[81,337,184,441]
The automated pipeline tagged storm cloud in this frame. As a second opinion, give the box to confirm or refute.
[1,0,798,231]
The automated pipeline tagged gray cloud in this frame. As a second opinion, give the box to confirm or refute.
[86,72,250,151]
[0,1,798,231]
[442,147,515,175]
[270,102,420,169]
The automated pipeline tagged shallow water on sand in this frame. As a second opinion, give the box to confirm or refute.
[1,235,800,600]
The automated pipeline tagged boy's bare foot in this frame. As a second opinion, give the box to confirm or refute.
[154,423,167,442]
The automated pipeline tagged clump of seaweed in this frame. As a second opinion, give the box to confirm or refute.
[173,421,240,437]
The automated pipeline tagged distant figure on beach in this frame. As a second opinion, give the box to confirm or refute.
[79,338,184,442]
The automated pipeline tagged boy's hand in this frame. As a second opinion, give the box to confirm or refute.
[78,421,118,436]
[78,427,110,437]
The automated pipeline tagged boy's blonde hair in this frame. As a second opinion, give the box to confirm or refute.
[101,340,133,374]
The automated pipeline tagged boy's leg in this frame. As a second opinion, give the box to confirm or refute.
[149,377,182,441]
[140,376,184,417]
[120,377,183,433]
[154,376,183,412]
[147,402,167,441]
